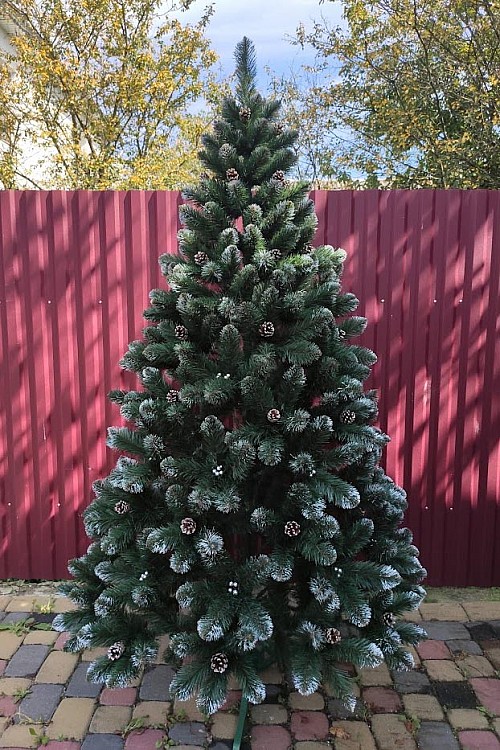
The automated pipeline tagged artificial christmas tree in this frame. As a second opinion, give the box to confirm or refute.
[54,38,426,715]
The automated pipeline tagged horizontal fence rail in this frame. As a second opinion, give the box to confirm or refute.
[0,190,499,585]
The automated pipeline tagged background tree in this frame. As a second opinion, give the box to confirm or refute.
[292,0,500,187]
[0,0,219,189]
[55,38,426,715]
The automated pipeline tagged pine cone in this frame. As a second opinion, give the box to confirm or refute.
[267,408,281,423]
[194,251,209,265]
[239,107,251,121]
[284,520,301,537]
[383,612,396,627]
[180,517,197,535]
[166,390,180,403]
[174,325,188,340]
[210,652,229,673]
[107,641,125,661]
[270,248,282,260]
[226,168,239,181]
[340,410,356,424]
[272,170,285,183]
[259,321,275,337]
[114,500,130,515]
[325,627,342,644]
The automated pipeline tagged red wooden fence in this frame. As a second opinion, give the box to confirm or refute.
[0,190,499,585]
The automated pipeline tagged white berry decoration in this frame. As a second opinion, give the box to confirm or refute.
[259,321,275,337]
[284,520,301,537]
[180,517,197,535]
[228,581,239,595]
[325,627,342,644]
[267,408,281,423]
[210,652,229,673]
[107,641,125,661]
[212,464,224,476]
[114,500,130,515]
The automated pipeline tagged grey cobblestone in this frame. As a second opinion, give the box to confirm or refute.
[82,734,125,749]
[4,644,50,677]
[16,683,63,722]
[421,621,470,640]
[417,721,460,750]
[168,721,207,746]
[139,665,175,701]
[65,662,104,698]
[446,639,483,655]
[392,670,431,694]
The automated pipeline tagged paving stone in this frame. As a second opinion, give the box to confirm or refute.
[132,700,170,726]
[0,695,17,716]
[65,663,103,698]
[2,612,34,624]
[484,647,500,671]
[100,688,137,706]
[16,683,63,722]
[328,697,365,720]
[208,744,232,750]
[4,645,49,677]
[0,677,32,695]
[168,721,207,746]
[402,693,444,720]
[459,656,497,678]
[44,742,81,750]
[471,679,500,716]
[211,711,238,739]
[419,603,467,621]
[5,597,37,612]
[324,679,360,699]
[89,705,131,733]
[328,720,376,750]
[417,720,459,750]
[291,710,329,741]
[23,630,58,646]
[447,709,490,730]
[258,664,283,684]
[494,718,500,735]
[408,646,421,669]
[0,632,25,659]
[423,659,465,681]
[392,670,431,694]
[251,725,291,750]
[0,660,5,676]
[263,683,282,702]
[251,703,287,724]
[363,687,402,713]
[463,604,500,621]
[433,680,479,708]
[54,632,71,650]
[371,713,417,750]
[447,639,483,656]
[417,639,451,660]
[466,623,497,642]
[421,621,470,641]
[0,722,42,747]
[358,663,393,686]
[289,692,324,710]
[124,729,166,749]
[173,695,204,721]
[138,665,174,701]
[81,647,108,661]
[52,597,77,613]
[0,597,12,611]
[153,634,170,664]
[82,735,124,750]
[0,716,9,737]
[458,730,500,749]
[295,743,331,750]
[219,691,242,712]
[46,697,96,740]
[35,651,79,683]
[402,610,422,622]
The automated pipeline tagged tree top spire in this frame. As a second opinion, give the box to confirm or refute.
[234,36,257,102]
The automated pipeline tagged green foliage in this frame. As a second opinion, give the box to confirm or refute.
[58,37,426,716]
[283,0,500,187]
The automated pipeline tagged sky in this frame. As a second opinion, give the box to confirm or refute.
[173,0,344,85]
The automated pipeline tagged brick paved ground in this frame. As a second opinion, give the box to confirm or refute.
[0,596,500,749]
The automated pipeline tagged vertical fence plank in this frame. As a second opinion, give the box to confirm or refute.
[0,190,499,584]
